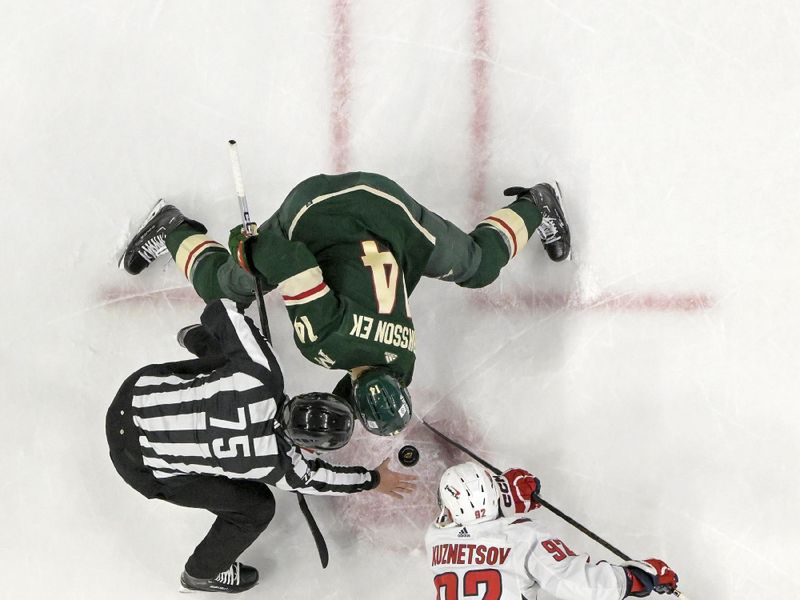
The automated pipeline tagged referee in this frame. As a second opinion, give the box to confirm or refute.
[109,216,415,593]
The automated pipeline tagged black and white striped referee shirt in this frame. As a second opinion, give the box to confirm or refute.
[122,299,376,495]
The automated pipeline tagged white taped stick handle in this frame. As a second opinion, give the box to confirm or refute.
[228,140,257,235]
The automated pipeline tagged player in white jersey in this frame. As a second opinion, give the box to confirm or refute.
[425,463,679,600]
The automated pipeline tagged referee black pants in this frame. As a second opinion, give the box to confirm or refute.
[106,343,276,579]
[155,474,275,578]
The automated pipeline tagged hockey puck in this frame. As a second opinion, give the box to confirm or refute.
[398,445,420,467]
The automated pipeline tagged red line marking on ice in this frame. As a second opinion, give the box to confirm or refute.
[99,286,202,305]
[461,6,712,316]
[473,288,715,312]
[98,286,713,313]
[98,286,287,309]
[331,0,352,173]
[470,0,491,221]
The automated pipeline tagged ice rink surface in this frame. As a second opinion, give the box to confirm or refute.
[2,1,799,598]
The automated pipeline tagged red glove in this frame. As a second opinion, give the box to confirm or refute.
[623,558,679,597]
[495,468,541,516]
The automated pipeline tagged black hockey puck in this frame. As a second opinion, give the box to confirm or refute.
[398,445,420,467]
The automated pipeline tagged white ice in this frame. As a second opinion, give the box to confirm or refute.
[2,1,799,599]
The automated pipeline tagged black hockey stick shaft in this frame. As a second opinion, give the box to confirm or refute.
[420,419,632,560]
[252,281,270,341]
[228,140,328,569]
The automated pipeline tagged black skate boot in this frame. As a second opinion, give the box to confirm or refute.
[177,324,203,349]
[118,199,186,275]
[177,324,223,358]
[179,562,259,593]
[504,182,571,262]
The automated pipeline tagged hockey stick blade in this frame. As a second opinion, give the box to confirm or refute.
[295,493,329,569]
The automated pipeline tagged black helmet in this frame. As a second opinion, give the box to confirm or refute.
[351,367,412,436]
[279,392,355,451]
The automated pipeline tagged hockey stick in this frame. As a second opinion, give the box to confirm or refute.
[228,140,329,569]
[228,140,271,342]
[420,419,688,599]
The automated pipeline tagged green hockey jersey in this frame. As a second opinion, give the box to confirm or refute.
[249,172,438,384]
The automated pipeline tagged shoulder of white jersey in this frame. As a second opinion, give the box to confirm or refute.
[424,522,440,546]
[427,517,499,543]
[428,515,536,539]
[500,515,537,527]
[497,515,548,545]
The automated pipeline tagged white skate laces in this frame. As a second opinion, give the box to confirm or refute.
[215,563,240,586]
[536,210,562,245]
[137,235,168,263]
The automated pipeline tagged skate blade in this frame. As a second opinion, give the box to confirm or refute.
[178,583,259,594]
[554,181,573,261]
[177,583,211,594]
[117,198,166,269]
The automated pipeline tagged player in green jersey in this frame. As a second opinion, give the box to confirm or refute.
[121,171,570,437]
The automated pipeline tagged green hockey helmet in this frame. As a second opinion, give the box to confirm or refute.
[351,367,412,436]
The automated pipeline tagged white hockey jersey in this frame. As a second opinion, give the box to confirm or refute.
[425,516,628,600]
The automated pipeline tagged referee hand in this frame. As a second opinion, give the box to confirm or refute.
[372,457,417,499]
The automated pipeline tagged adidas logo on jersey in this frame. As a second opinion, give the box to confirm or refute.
[384,352,398,363]
[457,527,470,538]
